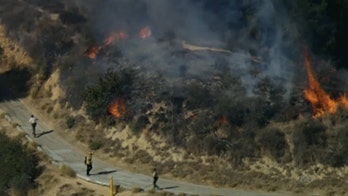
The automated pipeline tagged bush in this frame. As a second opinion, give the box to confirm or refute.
[60,164,76,177]
[224,128,260,167]
[129,115,149,134]
[292,120,328,167]
[302,120,327,146]
[89,140,103,151]
[84,68,135,123]
[203,135,227,156]
[0,132,40,195]
[257,128,290,163]
[66,117,75,129]
[320,126,348,167]
[9,174,31,196]
[132,187,144,193]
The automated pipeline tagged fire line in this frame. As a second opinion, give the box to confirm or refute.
[303,48,348,117]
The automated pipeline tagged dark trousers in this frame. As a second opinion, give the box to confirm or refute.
[87,164,92,175]
[31,123,37,135]
[153,177,159,189]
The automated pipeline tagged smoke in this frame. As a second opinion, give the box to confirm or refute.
[78,0,302,99]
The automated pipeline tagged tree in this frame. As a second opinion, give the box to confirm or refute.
[84,68,134,123]
[0,132,40,195]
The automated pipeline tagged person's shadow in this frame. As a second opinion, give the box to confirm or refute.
[36,130,54,138]
[161,186,179,190]
[90,170,117,176]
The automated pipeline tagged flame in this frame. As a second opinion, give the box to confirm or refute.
[338,95,348,108]
[219,115,229,126]
[84,46,102,59]
[84,31,128,59]
[304,48,348,117]
[104,31,128,45]
[108,98,126,118]
[139,26,152,39]
[84,26,151,59]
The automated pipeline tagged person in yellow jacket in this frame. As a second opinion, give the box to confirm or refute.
[84,151,93,176]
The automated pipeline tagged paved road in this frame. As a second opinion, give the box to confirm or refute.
[0,99,292,196]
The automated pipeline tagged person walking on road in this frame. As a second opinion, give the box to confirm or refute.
[153,168,160,190]
[29,114,38,137]
[84,151,93,176]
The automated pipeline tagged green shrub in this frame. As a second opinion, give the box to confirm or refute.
[9,174,31,196]
[0,132,40,195]
[129,115,149,134]
[89,140,103,151]
[66,117,75,128]
[84,68,135,123]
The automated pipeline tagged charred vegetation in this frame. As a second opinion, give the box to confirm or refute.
[2,0,348,194]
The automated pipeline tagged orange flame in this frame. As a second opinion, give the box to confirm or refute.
[84,31,128,59]
[104,31,128,45]
[84,26,151,59]
[338,95,348,108]
[108,98,126,118]
[304,48,348,117]
[139,26,152,39]
[84,46,102,59]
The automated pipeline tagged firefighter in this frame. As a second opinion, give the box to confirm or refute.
[153,168,160,190]
[28,114,38,137]
[85,151,93,176]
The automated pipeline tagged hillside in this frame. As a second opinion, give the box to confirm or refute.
[1,1,348,195]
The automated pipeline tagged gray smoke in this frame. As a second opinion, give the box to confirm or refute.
[77,0,302,99]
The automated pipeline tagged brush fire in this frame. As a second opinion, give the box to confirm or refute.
[108,98,126,118]
[84,26,152,59]
[304,48,348,117]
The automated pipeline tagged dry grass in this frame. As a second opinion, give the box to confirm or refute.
[17,67,348,196]
[157,191,175,196]
[28,140,39,150]
[59,164,76,177]
[15,131,27,139]
[132,187,144,193]
[0,112,5,119]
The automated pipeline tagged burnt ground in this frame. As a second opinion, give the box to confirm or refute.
[0,68,31,101]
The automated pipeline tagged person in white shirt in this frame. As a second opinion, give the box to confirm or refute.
[153,168,160,190]
[29,115,38,137]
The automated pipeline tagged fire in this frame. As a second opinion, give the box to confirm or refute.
[84,26,152,59]
[108,98,126,118]
[304,48,348,117]
[139,26,152,39]
[104,31,128,45]
[84,30,128,59]
[338,95,348,108]
[84,46,102,59]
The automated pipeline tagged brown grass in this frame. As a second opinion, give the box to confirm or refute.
[17,65,348,196]
[132,187,144,193]
[59,164,76,177]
